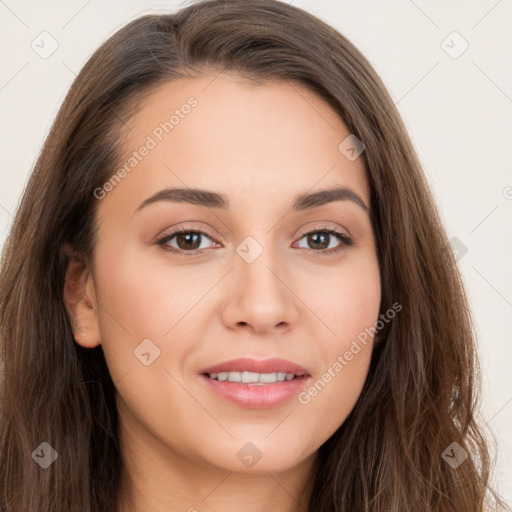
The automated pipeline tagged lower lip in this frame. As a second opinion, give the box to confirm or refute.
[199,374,310,409]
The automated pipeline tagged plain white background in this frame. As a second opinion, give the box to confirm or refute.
[0,0,511,504]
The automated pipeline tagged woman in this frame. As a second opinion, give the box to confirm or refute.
[0,0,508,510]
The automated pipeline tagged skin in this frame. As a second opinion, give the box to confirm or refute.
[64,74,381,512]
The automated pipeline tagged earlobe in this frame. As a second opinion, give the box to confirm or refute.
[62,244,101,349]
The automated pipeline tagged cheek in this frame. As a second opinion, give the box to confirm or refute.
[91,250,215,449]
[294,257,380,433]
[303,253,381,349]
[91,247,211,384]
[294,343,372,455]
[333,266,381,341]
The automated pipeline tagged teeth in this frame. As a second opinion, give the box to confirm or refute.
[228,371,242,382]
[207,371,299,384]
[241,371,260,383]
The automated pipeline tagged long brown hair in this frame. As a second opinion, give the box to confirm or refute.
[0,1,508,510]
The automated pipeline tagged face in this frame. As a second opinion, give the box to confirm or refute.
[65,74,381,476]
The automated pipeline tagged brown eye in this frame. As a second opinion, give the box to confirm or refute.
[175,232,202,250]
[305,232,331,250]
[295,228,353,254]
[158,229,217,253]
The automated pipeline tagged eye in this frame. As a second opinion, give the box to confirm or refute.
[157,227,219,254]
[294,225,353,255]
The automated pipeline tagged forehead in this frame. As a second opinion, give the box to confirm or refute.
[101,74,370,215]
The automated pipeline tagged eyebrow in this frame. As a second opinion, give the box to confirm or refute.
[135,185,370,213]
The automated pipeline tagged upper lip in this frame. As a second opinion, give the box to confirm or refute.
[200,358,310,376]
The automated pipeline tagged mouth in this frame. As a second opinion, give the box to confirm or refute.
[199,357,310,378]
[198,358,311,409]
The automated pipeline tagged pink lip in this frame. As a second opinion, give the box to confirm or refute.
[199,357,310,376]
[198,357,311,409]
[199,374,311,409]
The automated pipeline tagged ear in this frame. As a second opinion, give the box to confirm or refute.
[62,244,101,348]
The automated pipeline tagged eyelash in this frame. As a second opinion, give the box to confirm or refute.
[157,224,353,257]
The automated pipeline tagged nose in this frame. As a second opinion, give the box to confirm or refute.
[220,242,299,335]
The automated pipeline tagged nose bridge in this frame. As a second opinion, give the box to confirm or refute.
[220,227,298,332]
[235,230,285,297]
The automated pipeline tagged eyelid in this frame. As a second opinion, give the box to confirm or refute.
[156,223,217,241]
[296,223,351,239]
